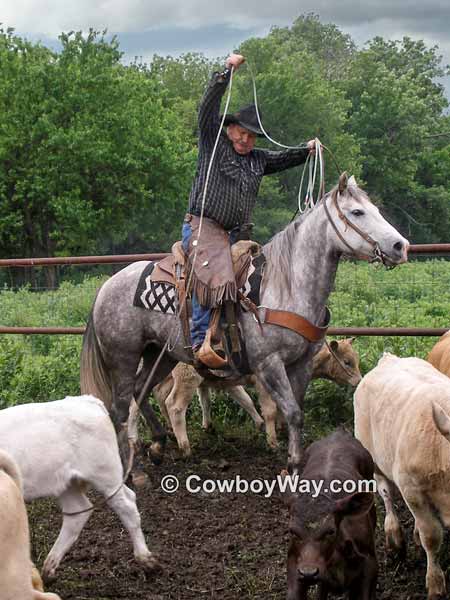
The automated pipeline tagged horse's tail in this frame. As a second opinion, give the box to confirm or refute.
[80,298,113,412]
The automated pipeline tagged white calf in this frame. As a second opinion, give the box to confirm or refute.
[354,353,450,599]
[0,395,159,581]
[0,449,61,600]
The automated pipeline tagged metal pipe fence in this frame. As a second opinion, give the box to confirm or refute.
[1,243,449,337]
[1,243,448,268]
[0,326,447,336]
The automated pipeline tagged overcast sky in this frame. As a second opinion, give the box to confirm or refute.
[2,0,449,97]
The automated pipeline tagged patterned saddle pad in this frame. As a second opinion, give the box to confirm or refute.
[133,254,265,314]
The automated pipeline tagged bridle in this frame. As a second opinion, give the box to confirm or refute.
[322,187,393,267]
[246,60,394,269]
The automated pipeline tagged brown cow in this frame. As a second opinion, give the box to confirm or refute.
[285,429,377,600]
[131,338,361,456]
[427,330,450,377]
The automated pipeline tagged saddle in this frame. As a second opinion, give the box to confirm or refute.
[150,240,260,289]
[149,240,261,371]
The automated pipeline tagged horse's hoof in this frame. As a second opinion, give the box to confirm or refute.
[148,441,165,465]
[287,460,303,476]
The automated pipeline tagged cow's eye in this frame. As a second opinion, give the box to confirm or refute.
[351,209,364,217]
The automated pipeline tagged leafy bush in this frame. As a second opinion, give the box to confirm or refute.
[0,277,103,408]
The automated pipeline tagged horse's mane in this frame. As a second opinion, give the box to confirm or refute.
[262,207,314,300]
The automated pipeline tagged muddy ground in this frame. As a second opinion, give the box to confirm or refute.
[28,425,448,600]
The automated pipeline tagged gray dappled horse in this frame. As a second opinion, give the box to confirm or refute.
[80,173,408,471]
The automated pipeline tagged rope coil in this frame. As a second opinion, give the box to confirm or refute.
[246,63,326,213]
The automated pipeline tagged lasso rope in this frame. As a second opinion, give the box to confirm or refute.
[195,68,235,244]
[166,67,235,351]
[246,63,325,213]
[75,61,342,511]
[122,67,237,484]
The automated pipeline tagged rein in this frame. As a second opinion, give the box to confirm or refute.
[322,188,390,266]
[118,68,238,486]
[247,61,390,268]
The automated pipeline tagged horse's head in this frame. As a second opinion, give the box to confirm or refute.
[325,172,409,266]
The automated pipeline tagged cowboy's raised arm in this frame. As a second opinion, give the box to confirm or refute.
[198,53,245,140]
[262,140,317,175]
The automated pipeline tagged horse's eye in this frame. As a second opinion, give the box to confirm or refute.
[351,209,364,217]
[344,360,352,367]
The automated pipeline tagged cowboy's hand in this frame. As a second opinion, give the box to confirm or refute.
[307,139,322,154]
[226,54,245,71]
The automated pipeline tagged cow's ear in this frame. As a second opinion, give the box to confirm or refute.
[329,340,339,352]
[432,402,450,440]
[334,492,374,518]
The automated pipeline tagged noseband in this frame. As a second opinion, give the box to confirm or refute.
[323,189,391,266]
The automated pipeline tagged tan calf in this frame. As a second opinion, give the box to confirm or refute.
[427,330,450,377]
[0,449,61,600]
[354,353,450,599]
[140,338,360,456]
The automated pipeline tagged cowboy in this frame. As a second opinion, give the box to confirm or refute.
[183,53,317,367]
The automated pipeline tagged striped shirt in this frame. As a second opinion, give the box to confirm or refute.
[188,69,310,231]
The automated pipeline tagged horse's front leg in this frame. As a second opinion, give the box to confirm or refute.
[255,355,306,471]
[286,358,314,442]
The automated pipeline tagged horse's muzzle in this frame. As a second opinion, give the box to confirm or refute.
[381,238,409,266]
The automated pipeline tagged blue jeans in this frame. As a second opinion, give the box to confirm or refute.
[182,222,211,347]
[182,222,237,347]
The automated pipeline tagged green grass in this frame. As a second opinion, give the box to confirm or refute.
[0,259,449,434]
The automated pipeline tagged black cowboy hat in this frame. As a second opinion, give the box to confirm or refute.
[223,104,265,137]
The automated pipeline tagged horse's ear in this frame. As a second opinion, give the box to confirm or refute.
[338,172,348,194]
[348,175,357,187]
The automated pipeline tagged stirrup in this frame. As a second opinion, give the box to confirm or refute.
[194,330,228,369]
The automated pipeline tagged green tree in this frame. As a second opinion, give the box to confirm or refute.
[148,52,213,132]
[345,37,449,241]
[0,29,195,283]
[233,21,362,233]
